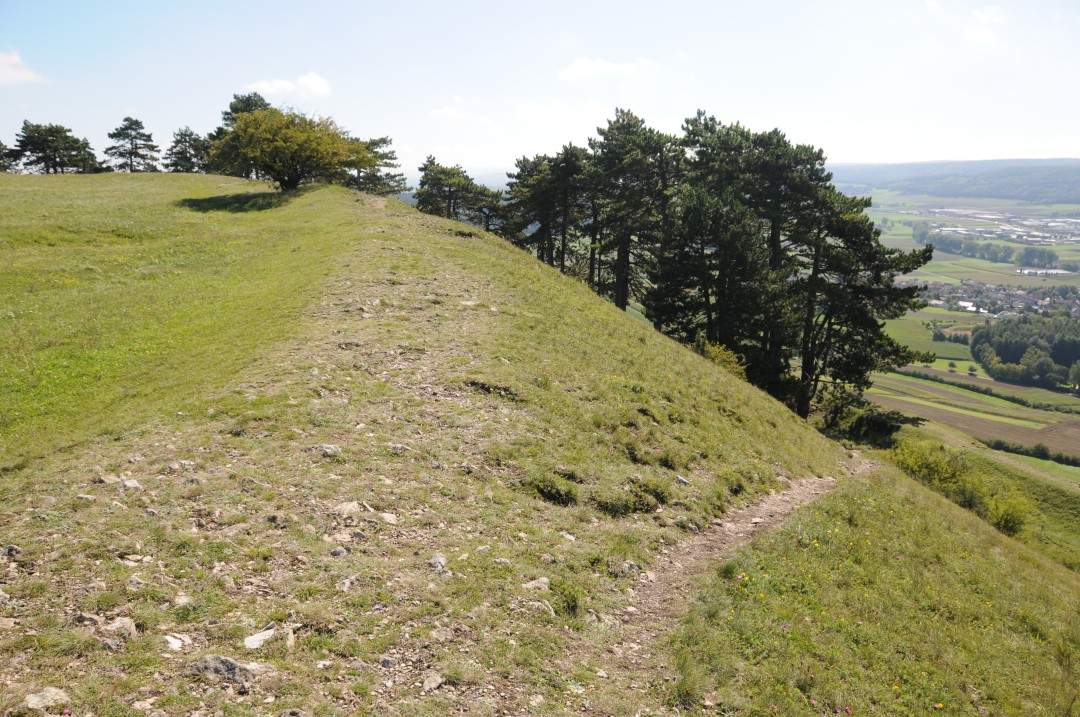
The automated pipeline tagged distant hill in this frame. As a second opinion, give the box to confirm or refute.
[830,158,1080,204]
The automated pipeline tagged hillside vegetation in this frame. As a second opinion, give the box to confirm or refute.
[1,175,1078,716]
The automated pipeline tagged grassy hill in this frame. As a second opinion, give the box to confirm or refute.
[1,174,1078,716]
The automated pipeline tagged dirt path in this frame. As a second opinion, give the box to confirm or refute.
[587,453,878,710]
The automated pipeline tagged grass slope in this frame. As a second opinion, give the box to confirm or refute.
[1,175,1077,717]
[0,173,366,467]
[672,465,1080,715]
[0,175,842,716]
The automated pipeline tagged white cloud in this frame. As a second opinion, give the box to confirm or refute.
[430,106,468,120]
[0,49,45,86]
[971,6,1004,24]
[243,71,331,98]
[558,57,654,81]
[296,71,330,97]
[923,0,942,10]
[964,25,996,44]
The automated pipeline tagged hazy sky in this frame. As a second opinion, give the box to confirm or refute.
[2,0,1078,178]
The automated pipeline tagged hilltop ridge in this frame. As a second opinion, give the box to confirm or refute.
[0,175,844,715]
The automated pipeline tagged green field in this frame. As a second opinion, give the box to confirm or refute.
[883,311,975,361]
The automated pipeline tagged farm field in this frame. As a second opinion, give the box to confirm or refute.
[869,190,1080,284]
[909,250,1080,288]
[868,372,1080,456]
[883,310,976,360]
[896,366,1080,409]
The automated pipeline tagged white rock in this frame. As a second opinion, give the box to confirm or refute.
[422,670,444,692]
[104,616,138,638]
[164,634,184,651]
[334,501,363,519]
[379,513,398,525]
[24,687,70,711]
[522,577,550,591]
[244,623,277,649]
[122,479,143,490]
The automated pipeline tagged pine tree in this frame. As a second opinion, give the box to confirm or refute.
[353,136,409,195]
[10,120,104,174]
[163,127,210,173]
[0,140,15,172]
[105,117,160,172]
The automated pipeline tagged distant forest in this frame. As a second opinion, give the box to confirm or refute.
[971,314,1080,389]
[831,159,1080,204]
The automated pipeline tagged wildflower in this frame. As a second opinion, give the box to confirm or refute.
[934,704,943,710]
[782,624,788,631]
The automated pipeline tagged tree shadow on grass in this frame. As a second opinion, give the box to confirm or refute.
[177,188,310,213]
[821,407,926,449]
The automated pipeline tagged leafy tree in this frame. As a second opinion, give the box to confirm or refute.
[210,108,372,191]
[207,92,272,177]
[163,127,210,173]
[10,120,105,174]
[1069,360,1080,391]
[105,117,160,172]
[352,136,409,195]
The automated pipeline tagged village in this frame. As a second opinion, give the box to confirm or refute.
[901,277,1080,318]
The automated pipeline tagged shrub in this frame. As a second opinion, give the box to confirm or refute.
[593,489,634,518]
[693,332,747,381]
[988,493,1032,536]
[633,477,671,506]
[525,474,578,506]
[550,578,584,617]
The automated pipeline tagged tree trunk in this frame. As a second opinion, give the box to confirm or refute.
[614,233,630,310]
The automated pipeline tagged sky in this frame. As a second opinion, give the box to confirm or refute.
[2,0,1079,180]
